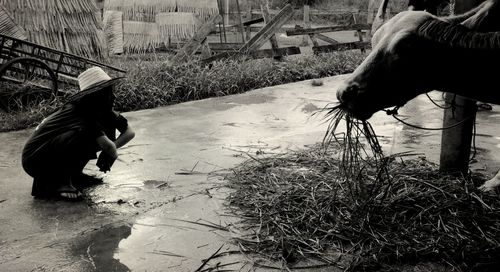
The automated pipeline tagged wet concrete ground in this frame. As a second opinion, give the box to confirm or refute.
[1,75,500,271]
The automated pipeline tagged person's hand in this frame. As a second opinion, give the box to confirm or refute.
[96,152,116,172]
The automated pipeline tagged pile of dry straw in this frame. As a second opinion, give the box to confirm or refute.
[224,106,500,270]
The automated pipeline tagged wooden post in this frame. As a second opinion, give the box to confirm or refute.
[200,40,212,59]
[172,14,222,63]
[301,4,310,46]
[216,0,224,43]
[239,4,293,53]
[439,0,478,174]
[352,12,365,53]
[236,0,246,43]
[260,0,280,58]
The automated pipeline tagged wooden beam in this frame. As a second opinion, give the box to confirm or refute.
[242,17,264,26]
[352,13,365,53]
[315,33,339,44]
[308,34,319,47]
[312,41,370,54]
[236,0,246,43]
[286,24,371,36]
[200,40,212,58]
[301,5,310,46]
[239,4,293,53]
[209,43,244,51]
[240,9,360,17]
[260,0,280,59]
[162,42,243,52]
[224,17,265,29]
[172,14,222,63]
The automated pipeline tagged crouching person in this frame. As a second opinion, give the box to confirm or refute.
[21,67,135,201]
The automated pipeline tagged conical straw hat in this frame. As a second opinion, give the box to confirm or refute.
[68,67,124,101]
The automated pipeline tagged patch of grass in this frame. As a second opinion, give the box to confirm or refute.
[0,51,365,132]
[0,95,63,132]
[112,51,366,112]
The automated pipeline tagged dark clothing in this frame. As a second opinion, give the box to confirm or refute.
[22,103,128,196]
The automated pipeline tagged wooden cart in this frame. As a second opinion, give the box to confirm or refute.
[0,33,126,112]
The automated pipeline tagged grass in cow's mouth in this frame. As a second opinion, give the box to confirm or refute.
[224,104,500,271]
[322,103,388,184]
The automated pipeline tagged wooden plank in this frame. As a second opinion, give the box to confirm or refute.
[208,43,244,51]
[239,4,293,53]
[224,17,264,29]
[202,46,300,63]
[162,42,243,52]
[301,5,310,46]
[308,34,319,47]
[260,0,280,56]
[352,13,365,53]
[315,33,339,44]
[246,26,252,40]
[312,41,370,54]
[236,0,246,43]
[172,14,222,63]
[216,0,226,43]
[241,9,360,17]
[286,24,372,36]
[200,40,212,58]
[242,17,264,26]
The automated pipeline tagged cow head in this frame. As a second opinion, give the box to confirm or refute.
[337,11,434,120]
[337,0,500,120]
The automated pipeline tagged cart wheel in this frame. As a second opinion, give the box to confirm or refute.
[0,57,58,112]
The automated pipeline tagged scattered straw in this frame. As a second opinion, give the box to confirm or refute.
[224,105,500,270]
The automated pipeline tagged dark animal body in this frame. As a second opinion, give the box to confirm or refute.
[336,0,500,191]
[337,0,500,120]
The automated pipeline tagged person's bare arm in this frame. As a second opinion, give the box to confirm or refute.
[114,126,135,149]
[96,135,117,159]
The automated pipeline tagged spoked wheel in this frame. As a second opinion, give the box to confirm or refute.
[0,57,58,112]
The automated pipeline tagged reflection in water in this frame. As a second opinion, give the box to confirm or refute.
[71,223,132,272]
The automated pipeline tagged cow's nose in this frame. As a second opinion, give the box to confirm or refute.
[337,82,359,104]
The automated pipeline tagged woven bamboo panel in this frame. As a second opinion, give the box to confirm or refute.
[123,21,160,53]
[0,5,27,40]
[105,0,176,22]
[0,0,104,58]
[176,0,219,21]
[103,10,124,54]
[156,12,199,41]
